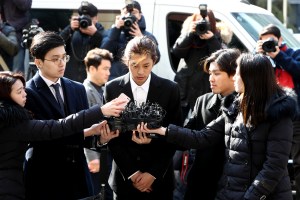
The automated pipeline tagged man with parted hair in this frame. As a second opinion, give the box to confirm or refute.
[25,31,96,200]
[83,48,114,198]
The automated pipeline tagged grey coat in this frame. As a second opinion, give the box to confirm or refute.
[83,79,104,107]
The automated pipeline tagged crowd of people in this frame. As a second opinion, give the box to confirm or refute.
[0,1,300,200]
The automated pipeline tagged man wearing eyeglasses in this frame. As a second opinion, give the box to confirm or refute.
[24,31,94,200]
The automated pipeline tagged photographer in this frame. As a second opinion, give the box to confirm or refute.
[256,24,300,200]
[171,6,222,121]
[101,0,160,81]
[60,1,105,82]
[0,12,19,70]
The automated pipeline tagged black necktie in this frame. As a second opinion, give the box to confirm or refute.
[52,83,65,116]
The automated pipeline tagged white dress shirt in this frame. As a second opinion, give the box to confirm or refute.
[130,74,151,107]
[39,72,64,102]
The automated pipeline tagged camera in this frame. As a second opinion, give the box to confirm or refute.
[78,1,92,29]
[22,19,44,49]
[195,4,210,35]
[262,38,278,53]
[122,1,137,29]
[106,101,166,138]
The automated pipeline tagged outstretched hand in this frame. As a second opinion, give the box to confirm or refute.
[84,120,108,137]
[138,122,167,136]
[99,123,119,145]
[132,126,152,145]
[101,98,127,117]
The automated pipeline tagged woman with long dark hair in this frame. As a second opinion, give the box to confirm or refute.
[139,53,296,200]
[0,71,123,200]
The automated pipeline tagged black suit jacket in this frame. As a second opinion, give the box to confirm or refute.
[24,72,92,200]
[104,72,182,200]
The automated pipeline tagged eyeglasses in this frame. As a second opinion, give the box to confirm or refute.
[44,55,70,65]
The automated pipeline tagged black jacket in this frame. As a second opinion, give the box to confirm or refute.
[104,72,182,200]
[183,92,225,200]
[172,32,222,109]
[0,101,103,200]
[101,16,160,81]
[166,91,296,200]
[60,22,106,82]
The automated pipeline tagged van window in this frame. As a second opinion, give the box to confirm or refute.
[167,13,189,71]
[232,13,300,49]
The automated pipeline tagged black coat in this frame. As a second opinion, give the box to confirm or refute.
[0,101,104,200]
[166,92,296,200]
[24,73,92,200]
[104,72,182,200]
[101,16,160,81]
[183,92,225,200]
[60,22,106,82]
[172,32,222,109]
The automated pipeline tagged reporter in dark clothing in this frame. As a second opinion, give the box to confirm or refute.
[256,24,300,200]
[60,2,105,82]
[0,71,124,200]
[172,10,222,119]
[101,1,160,81]
[140,53,296,200]
[183,48,240,200]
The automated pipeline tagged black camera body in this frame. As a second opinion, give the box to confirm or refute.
[78,1,92,29]
[22,20,43,49]
[122,2,137,29]
[195,4,210,35]
[122,14,137,29]
[78,15,92,29]
[262,38,278,53]
[107,101,166,138]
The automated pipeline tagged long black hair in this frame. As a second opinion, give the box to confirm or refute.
[237,53,283,125]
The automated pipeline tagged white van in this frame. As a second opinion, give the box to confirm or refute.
[31,0,300,80]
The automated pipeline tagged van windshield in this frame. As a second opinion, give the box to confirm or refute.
[232,13,300,49]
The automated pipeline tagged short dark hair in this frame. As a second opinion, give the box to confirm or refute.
[84,48,113,70]
[78,2,98,17]
[259,24,281,39]
[204,48,241,76]
[30,31,65,60]
[0,71,25,101]
[122,36,158,64]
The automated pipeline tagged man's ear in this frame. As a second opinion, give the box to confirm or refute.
[34,58,42,69]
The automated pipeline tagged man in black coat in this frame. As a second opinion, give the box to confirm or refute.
[60,2,106,82]
[178,48,240,200]
[104,36,182,200]
[24,31,93,200]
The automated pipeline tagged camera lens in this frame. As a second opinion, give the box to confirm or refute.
[195,20,210,35]
[80,20,89,29]
[79,15,92,29]
[124,18,133,27]
[262,38,277,53]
